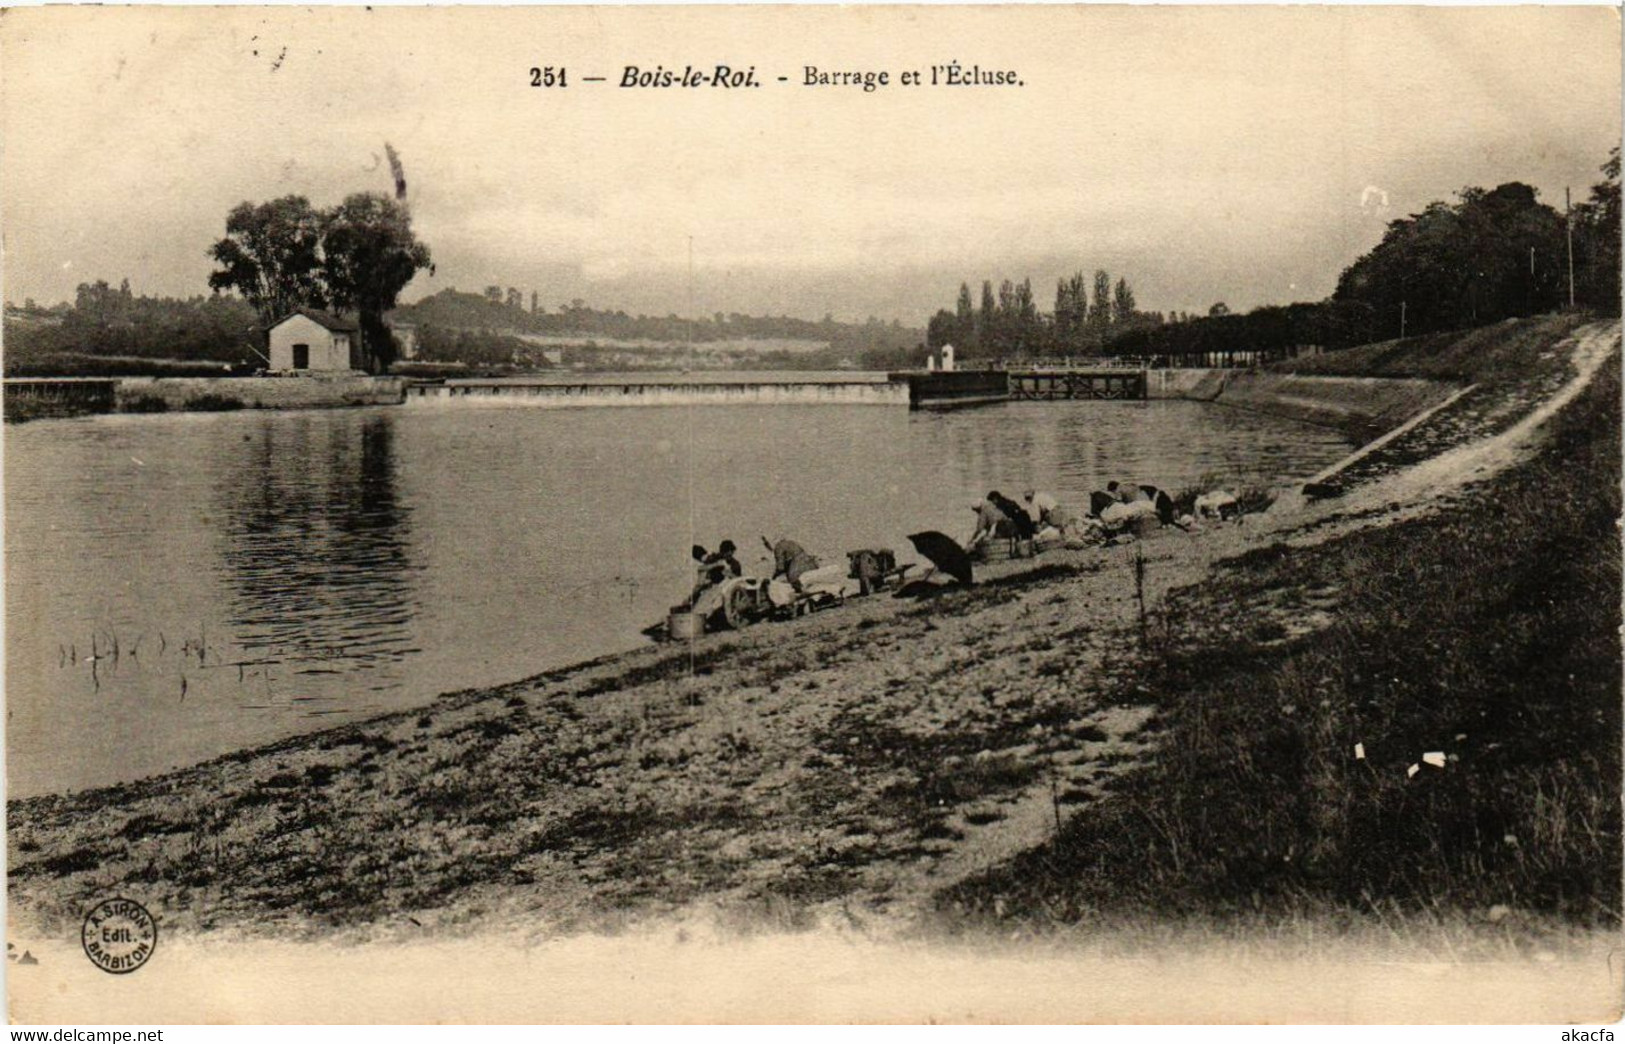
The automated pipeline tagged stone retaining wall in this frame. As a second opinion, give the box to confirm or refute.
[1149,367,1455,442]
[115,375,406,412]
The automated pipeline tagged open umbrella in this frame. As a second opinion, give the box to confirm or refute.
[906,530,974,586]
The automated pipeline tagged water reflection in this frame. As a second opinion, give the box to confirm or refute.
[215,415,419,698]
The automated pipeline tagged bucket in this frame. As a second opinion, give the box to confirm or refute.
[667,609,705,641]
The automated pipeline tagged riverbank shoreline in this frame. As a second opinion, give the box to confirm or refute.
[8,318,1620,961]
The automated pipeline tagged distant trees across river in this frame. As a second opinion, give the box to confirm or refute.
[927,149,1621,365]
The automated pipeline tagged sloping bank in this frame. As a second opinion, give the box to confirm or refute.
[1153,312,1596,456]
[6,315,1617,951]
[1158,368,1454,444]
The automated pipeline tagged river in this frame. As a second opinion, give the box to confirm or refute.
[5,393,1353,797]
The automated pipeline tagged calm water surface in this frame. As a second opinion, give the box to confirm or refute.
[6,397,1352,796]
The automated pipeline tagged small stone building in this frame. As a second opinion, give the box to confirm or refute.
[267,309,361,372]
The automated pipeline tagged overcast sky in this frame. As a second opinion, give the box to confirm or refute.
[2,5,1618,325]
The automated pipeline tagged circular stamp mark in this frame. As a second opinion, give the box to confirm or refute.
[81,898,156,974]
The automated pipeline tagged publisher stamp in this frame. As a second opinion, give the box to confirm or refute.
[81,898,156,974]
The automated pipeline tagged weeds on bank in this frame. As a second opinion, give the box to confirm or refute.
[183,392,244,412]
[118,393,170,414]
[941,354,1622,930]
[1171,473,1277,517]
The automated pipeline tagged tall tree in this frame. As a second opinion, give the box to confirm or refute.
[322,193,433,372]
[926,309,957,351]
[207,195,328,326]
[955,282,977,350]
[1112,277,1137,325]
[1012,277,1040,354]
[1574,147,1621,315]
[1054,278,1076,345]
[1087,269,1113,342]
[979,281,997,358]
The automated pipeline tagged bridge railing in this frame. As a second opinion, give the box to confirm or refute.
[988,346,1308,370]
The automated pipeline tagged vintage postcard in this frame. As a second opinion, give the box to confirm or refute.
[2,3,1621,1025]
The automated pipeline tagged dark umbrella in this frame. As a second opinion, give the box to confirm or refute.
[906,531,974,586]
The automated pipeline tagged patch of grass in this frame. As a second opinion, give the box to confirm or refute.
[1268,313,1587,383]
[40,847,103,876]
[119,393,170,414]
[118,814,187,840]
[946,352,1622,927]
[183,392,244,412]
[918,819,965,842]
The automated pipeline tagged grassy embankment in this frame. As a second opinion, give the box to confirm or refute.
[942,317,1621,939]
[1278,313,1591,486]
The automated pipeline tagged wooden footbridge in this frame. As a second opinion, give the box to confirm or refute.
[1007,368,1147,401]
[896,367,1151,408]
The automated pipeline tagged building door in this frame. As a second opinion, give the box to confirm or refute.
[292,344,309,370]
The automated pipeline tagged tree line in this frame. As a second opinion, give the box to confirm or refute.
[1114,151,1620,361]
[3,281,260,374]
[10,149,1614,376]
[927,148,1620,363]
[925,271,1166,360]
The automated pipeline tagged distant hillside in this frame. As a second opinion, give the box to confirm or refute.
[391,289,923,368]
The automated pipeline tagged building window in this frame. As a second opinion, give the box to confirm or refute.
[292,344,310,370]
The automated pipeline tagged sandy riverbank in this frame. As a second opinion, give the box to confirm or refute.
[8,318,1619,951]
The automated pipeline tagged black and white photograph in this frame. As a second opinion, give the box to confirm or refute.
[2,3,1621,1024]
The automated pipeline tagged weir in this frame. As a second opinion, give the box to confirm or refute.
[403,375,908,408]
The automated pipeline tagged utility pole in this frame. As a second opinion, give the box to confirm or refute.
[686,235,695,369]
[1566,186,1577,310]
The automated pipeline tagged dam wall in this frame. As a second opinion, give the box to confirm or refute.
[404,377,907,408]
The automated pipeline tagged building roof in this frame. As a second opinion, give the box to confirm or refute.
[270,307,359,333]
